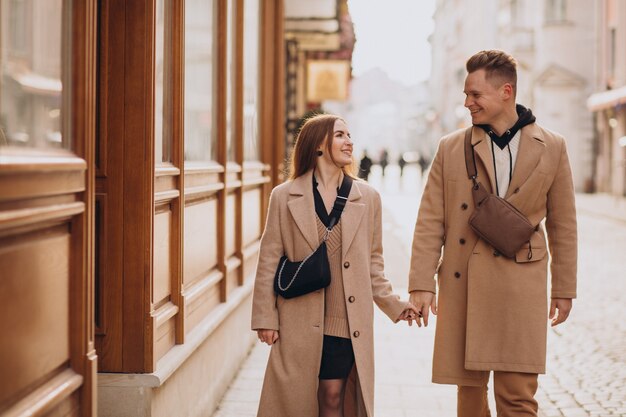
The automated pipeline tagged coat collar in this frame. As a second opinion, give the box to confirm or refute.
[287,170,364,253]
[469,124,545,199]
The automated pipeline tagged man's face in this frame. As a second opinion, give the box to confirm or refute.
[463,69,510,126]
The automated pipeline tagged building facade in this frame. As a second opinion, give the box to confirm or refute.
[284,0,355,163]
[429,0,596,191]
[587,0,626,197]
[0,0,343,416]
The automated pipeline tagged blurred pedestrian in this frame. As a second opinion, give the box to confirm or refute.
[408,50,577,417]
[398,153,407,177]
[252,114,418,417]
[358,150,373,181]
[417,154,429,178]
[379,148,389,177]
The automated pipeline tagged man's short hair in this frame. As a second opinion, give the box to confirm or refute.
[466,50,517,95]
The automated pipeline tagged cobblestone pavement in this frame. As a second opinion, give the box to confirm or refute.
[213,165,626,417]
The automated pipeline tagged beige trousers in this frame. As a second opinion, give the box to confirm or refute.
[457,372,539,417]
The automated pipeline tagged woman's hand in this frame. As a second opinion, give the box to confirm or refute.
[409,290,437,327]
[257,329,279,345]
[396,302,420,326]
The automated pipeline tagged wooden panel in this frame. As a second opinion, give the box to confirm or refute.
[0,158,86,203]
[225,255,241,292]
[225,193,236,257]
[1,369,83,417]
[154,207,172,304]
[0,226,71,405]
[155,316,176,363]
[184,198,218,284]
[242,187,261,246]
[242,240,260,284]
[183,274,222,334]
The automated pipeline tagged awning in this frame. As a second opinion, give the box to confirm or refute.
[587,85,626,111]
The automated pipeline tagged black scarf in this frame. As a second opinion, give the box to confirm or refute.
[476,104,536,149]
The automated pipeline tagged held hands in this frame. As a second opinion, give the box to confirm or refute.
[257,329,279,345]
[549,298,573,327]
[397,302,421,326]
[409,290,437,327]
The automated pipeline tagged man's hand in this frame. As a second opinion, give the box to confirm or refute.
[549,298,573,327]
[257,329,279,345]
[396,302,420,326]
[409,290,437,327]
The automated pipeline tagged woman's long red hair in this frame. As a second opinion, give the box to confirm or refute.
[288,114,356,180]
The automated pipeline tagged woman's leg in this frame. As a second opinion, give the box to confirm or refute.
[318,378,348,417]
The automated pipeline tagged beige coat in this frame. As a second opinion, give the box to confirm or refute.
[252,170,407,417]
[409,124,577,386]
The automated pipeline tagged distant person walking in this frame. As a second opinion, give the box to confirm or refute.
[379,149,389,177]
[398,153,407,177]
[417,154,429,178]
[358,150,373,181]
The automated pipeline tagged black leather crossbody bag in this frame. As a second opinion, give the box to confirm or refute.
[274,175,353,299]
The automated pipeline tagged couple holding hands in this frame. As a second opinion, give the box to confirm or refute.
[251,50,577,417]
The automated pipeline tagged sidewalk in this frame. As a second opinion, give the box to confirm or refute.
[575,192,626,224]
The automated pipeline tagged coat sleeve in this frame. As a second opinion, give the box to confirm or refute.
[251,189,283,331]
[370,190,408,323]
[408,140,446,294]
[545,137,578,299]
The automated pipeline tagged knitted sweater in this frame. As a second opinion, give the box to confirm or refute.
[316,217,350,338]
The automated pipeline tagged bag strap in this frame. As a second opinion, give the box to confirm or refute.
[464,127,491,207]
[327,175,353,230]
[464,127,478,180]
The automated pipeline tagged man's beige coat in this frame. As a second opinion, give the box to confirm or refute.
[409,124,577,386]
[252,170,407,416]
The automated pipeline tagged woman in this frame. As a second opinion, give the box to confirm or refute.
[252,114,417,417]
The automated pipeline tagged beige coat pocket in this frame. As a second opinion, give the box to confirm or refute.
[515,231,547,263]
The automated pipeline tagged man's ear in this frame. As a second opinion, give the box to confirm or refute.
[500,83,514,100]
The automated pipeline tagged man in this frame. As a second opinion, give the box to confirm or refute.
[408,50,577,416]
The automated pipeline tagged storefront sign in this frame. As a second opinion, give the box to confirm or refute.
[306,60,350,102]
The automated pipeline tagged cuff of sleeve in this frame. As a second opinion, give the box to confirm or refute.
[251,318,280,331]
[408,279,436,294]
[388,300,409,324]
[551,291,576,299]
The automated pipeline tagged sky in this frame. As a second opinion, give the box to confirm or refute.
[348,0,436,86]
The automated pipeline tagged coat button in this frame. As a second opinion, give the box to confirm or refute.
[348,296,355,303]
[353,331,360,338]
[454,272,461,278]
[459,238,466,244]
[461,203,468,210]
[493,250,501,257]
[344,261,350,269]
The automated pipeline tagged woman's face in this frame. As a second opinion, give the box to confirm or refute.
[324,119,353,168]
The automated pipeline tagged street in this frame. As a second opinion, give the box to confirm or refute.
[213,164,626,417]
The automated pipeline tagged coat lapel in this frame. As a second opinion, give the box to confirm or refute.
[341,181,365,259]
[287,171,319,251]
[505,124,546,200]
[471,127,497,194]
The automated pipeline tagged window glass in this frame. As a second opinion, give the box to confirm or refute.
[184,0,215,162]
[226,0,235,161]
[243,0,260,161]
[154,0,171,163]
[0,0,69,149]
[545,0,566,23]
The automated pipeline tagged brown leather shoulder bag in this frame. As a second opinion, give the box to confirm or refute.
[464,128,536,259]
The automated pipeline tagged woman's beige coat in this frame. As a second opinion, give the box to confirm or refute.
[409,124,577,386]
[252,170,407,417]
